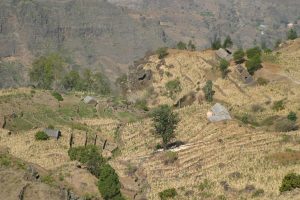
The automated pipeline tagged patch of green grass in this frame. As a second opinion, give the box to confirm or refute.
[117,112,139,123]
[41,175,55,186]
[0,155,11,167]
[159,188,177,200]
[198,179,214,191]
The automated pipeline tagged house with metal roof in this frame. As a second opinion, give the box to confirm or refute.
[44,129,61,140]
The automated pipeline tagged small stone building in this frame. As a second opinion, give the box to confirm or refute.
[207,103,231,122]
[215,48,233,61]
[235,65,254,84]
[44,129,61,140]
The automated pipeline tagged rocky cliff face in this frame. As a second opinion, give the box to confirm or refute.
[0,0,300,88]
[0,0,170,88]
[109,0,300,48]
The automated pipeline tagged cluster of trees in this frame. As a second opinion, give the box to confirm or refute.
[68,146,124,200]
[29,53,111,95]
[233,47,262,75]
[203,80,215,102]
[176,40,196,51]
[211,36,233,50]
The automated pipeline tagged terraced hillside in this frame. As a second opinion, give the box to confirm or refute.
[1,39,300,199]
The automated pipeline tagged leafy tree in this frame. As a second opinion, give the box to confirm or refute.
[211,36,222,50]
[35,131,49,140]
[62,70,82,91]
[203,80,215,102]
[92,72,111,95]
[222,36,233,48]
[98,164,124,200]
[280,173,300,193]
[177,41,187,50]
[29,53,64,89]
[245,55,262,75]
[287,29,298,40]
[233,49,245,64]
[219,59,229,78]
[287,112,297,122]
[156,47,169,59]
[188,40,196,51]
[151,105,179,149]
[246,46,262,59]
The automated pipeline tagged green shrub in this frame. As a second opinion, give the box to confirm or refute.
[203,80,215,102]
[68,145,104,177]
[52,92,63,101]
[98,164,124,200]
[188,40,196,51]
[245,55,262,75]
[165,79,182,98]
[41,175,55,186]
[219,59,229,78]
[280,173,300,193]
[246,47,262,59]
[233,49,245,64]
[272,100,285,111]
[35,131,49,140]
[157,47,169,59]
[287,112,297,122]
[177,41,187,50]
[222,36,233,48]
[134,99,149,111]
[159,188,177,200]
[287,29,298,40]
[164,151,178,165]
[211,36,222,50]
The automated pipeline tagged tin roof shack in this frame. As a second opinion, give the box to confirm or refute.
[207,103,231,122]
[83,96,98,106]
[44,129,61,140]
[235,65,254,84]
[215,48,233,61]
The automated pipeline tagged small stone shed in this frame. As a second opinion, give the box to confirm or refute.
[235,65,254,84]
[207,103,231,122]
[216,48,233,61]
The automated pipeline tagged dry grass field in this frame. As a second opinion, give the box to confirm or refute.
[1,39,300,200]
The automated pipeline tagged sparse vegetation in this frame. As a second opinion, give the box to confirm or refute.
[159,188,177,200]
[151,105,179,149]
[211,36,222,50]
[222,36,233,48]
[163,151,178,165]
[287,29,298,40]
[233,49,245,64]
[287,111,297,122]
[203,80,215,102]
[165,79,182,98]
[256,77,269,85]
[188,40,196,51]
[177,41,187,50]
[157,47,169,59]
[272,100,285,111]
[35,131,49,141]
[275,119,298,132]
[219,59,229,78]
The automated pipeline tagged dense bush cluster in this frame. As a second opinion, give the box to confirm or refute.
[35,131,49,140]
[156,47,169,59]
[51,92,63,101]
[165,79,182,98]
[68,146,124,200]
[29,54,111,95]
[159,188,177,200]
[280,173,300,193]
[203,80,215,102]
